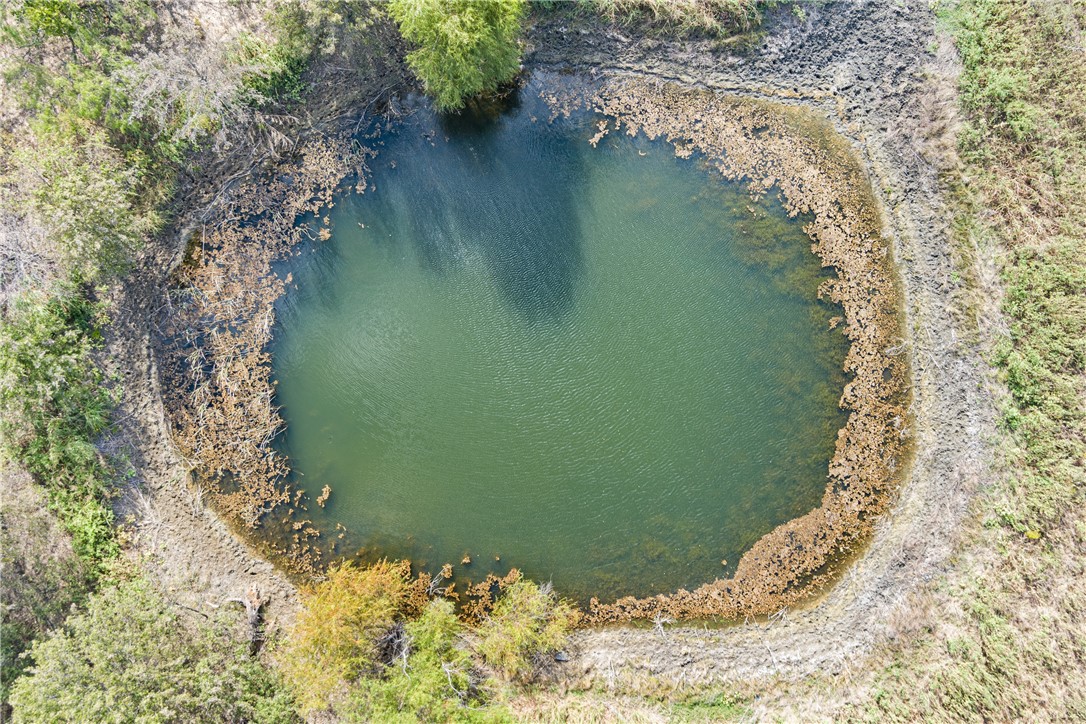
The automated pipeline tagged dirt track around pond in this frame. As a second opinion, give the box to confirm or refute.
[109,0,994,686]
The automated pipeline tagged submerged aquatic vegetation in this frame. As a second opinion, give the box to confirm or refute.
[160,136,367,567]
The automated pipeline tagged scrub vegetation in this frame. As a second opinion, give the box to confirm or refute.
[0,0,367,713]
[278,565,572,720]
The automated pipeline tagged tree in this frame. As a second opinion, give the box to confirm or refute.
[344,599,498,723]
[387,0,526,112]
[277,561,410,715]
[474,577,576,682]
[7,578,296,723]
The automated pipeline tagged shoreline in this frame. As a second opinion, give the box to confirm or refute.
[153,76,907,623]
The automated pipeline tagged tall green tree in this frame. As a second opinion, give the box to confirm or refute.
[7,579,296,723]
[388,0,526,112]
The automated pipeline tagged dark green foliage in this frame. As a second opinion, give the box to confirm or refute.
[237,3,315,104]
[0,289,118,568]
[7,578,298,723]
[237,32,310,104]
[388,0,526,112]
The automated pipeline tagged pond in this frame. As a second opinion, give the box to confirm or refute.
[270,79,850,603]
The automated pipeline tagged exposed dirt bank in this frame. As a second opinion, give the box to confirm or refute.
[524,0,995,686]
[111,0,993,687]
[101,10,407,633]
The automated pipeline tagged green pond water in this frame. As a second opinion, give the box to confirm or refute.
[271,81,849,603]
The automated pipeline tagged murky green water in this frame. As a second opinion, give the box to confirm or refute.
[271,80,849,602]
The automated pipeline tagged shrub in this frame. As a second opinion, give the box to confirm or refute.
[0,288,118,567]
[10,125,159,281]
[236,31,310,104]
[278,560,410,714]
[7,578,297,723]
[0,470,90,709]
[474,577,576,682]
[345,598,503,723]
[388,0,526,112]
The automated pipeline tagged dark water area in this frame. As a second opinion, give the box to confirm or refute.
[270,77,850,603]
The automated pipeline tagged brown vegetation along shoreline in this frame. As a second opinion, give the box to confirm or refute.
[156,74,906,621]
[564,80,909,623]
[157,135,368,573]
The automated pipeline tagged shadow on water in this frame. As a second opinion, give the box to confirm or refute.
[360,85,586,324]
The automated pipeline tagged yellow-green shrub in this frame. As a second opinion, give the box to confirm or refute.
[278,560,409,715]
[345,598,504,723]
[475,577,576,682]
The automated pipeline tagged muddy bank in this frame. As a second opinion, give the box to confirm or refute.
[100,9,408,629]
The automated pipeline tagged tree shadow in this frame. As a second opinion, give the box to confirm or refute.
[358,87,587,324]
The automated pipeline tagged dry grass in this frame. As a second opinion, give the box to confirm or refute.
[586,0,762,37]
[839,1,1086,720]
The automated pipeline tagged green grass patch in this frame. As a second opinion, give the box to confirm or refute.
[858,1,1086,719]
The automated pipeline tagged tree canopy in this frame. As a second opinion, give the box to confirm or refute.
[388,0,526,112]
[7,579,296,723]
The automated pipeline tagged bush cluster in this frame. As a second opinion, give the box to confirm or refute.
[0,289,118,568]
[7,578,297,723]
[279,564,574,721]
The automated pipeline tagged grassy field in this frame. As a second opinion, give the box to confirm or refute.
[849,1,1086,719]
